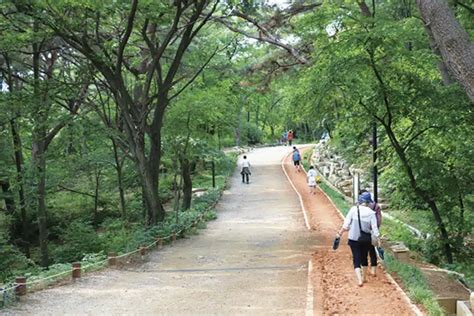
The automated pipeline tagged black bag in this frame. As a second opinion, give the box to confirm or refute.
[357,206,372,244]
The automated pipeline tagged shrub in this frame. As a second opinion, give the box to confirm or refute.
[52,220,103,263]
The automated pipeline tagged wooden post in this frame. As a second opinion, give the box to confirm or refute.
[108,252,117,266]
[156,238,163,249]
[172,233,177,244]
[15,277,26,296]
[211,161,216,188]
[139,246,146,256]
[72,262,81,279]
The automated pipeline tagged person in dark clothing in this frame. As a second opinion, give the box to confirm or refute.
[359,189,382,276]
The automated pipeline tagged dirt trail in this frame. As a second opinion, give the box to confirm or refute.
[284,149,417,316]
[4,146,316,315]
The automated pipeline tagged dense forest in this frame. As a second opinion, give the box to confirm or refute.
[0,0,472,288]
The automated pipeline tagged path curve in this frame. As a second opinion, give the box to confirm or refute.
[4,146,316,315]
[284,147,419,315]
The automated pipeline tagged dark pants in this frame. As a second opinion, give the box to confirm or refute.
[241,167,250,183]
[369,245,377,266]
[348,239,370,269]
[288,139,292,146]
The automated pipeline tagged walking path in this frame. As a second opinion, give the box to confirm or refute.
[283,148,419,315]
[4,146,316,315]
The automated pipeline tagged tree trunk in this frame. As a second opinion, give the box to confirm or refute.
[0,180,16,215]
[93,169,101,227]
[422,23,454,85]
[32,29,50,267]
[32,142,49,267]
[384,125,453,263]
[236,104,242,146]
[417,0,474,101]
[111,139,126,220]
[181,158,192,210]
[136,152,161,225]
[365,44,454,263]
[10,119,29,255]
[148,103,167,224]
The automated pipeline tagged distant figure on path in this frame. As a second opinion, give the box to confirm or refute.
[281,131,287,145]
[335,192,380,286]
[307,166,317,195]
[292,146,301,172]
[240,155,251,184]
[287,130,294,146]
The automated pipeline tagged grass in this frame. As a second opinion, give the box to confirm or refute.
[319,182,351,216]
[385,254,445,316]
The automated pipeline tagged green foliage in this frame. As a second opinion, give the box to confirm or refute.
[283,0,473,267]
[0,230,33,283]
[318,182,351,216]
[52,220,104,263]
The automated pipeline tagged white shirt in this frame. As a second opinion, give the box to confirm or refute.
[343,204,379,241]
[241,159,250,169]
[307,169,317,179]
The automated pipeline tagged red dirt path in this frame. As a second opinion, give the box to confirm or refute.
[283,153,417,315]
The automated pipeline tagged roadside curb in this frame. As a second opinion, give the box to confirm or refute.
[280,151,311,230]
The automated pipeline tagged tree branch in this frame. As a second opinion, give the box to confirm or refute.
[116,0,138,76]
[57,184,95,198]
[169,46,219,101]
[402,125,438,152]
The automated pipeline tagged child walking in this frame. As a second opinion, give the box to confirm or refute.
[292,147,301,172]
[307,166,317,195]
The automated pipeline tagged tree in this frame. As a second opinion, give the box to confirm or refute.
[417,0,474,102]
[36,0,218,225]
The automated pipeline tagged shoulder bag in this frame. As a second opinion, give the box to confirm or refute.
[357,206,372,244]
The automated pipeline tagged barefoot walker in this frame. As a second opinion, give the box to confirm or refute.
[336,192,380,286]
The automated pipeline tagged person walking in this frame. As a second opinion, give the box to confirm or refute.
[292,146,301,172]
[307,166,317,195]
[335,192,380,286]
[287,130,294,146]
[240,155,251,184]
[359,189,382,276]
[281,131,287,145]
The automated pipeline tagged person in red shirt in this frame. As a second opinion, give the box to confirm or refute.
[287,130,294,146]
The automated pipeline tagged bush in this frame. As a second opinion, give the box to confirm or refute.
[0,234,33,283]
[52,220,103,263]
[243,122,263,145]
[0,214,34,282]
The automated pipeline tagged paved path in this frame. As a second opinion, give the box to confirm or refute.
[5,146,315,315]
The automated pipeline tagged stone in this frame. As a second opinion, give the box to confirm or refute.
[436,297,457,315]
[339,179,352,188]
[456,300,472,316]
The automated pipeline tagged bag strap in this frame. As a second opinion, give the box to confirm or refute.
[357,205,363,234]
